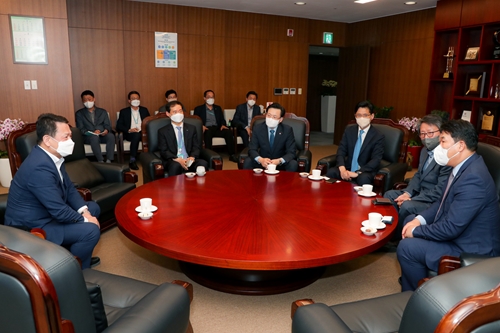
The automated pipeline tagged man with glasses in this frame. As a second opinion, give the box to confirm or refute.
[158,101,208,175]
[243,103,298,171]
[325,100,384,185]
[384,115,452,240]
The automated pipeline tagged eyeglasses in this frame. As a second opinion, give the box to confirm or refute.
[266,114,281,120]
[419,130,439,139]
[170,109,184,114]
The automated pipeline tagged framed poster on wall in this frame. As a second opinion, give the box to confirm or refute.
[9,15,48,64]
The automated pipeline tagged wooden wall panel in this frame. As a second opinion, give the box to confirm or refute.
[176,6,226,37]
[461,0,500,26]
[122,1,177,32]
[0,0,67,18]
[308,20,346,46]
[434,0,462,30]
[225,12,272,40]
[67,0,123,30]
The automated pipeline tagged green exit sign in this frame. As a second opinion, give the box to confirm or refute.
[323,32,333,44]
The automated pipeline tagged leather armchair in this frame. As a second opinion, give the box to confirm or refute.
[292,256,500,333]
[7,123,138,231]
[316,118,409,194]
[0,193,7,225]
[238,113,312,172]
[0,224,193,333]
[139,113,223,184]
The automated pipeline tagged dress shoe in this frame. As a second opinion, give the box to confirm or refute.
[90,256,101,268]
[129,161,139,170]
[229,154,239,163]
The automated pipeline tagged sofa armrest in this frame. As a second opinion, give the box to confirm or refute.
[376,162,408,194]
[292,303,351,333]
[316,155,337,175]
[92,162,131,183]
[200,149,223,171]
[460,253,490,267]
[238,148,250,169]
[77,188,92,201]
[297,150,312,173]
[139,152,164,184]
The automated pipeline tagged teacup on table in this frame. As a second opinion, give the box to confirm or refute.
[267,164,277,172]
[140,198,152,211]
[368,212,383,228]
[196,166,206,176]
[362,184,373,195]
[311,169,321,178]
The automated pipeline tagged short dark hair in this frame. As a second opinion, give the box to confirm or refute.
[128,91,140,100]
[81,90,94,99]
[165,89,177,98]
[167,100,185,112]
[204,90,215,98]
[36,113,69,144]
[418,114,443,133]
[246,91,258,99]
[266,103,285,118]
[355,101,374,114]
[440,119,478,151]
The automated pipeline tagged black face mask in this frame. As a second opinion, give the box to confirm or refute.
[423,136,440,151]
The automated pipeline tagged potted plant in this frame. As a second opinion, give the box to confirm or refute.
[398,116,421,169]
[0,118,25,187]
[321,80,338,133]
[321,79,337,96]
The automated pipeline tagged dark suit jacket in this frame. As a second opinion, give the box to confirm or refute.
[248,122,296,162]
[158,122,201,161]
[116,106,150,133]
[336,124,384,174]
[4,145,88,244]
[193,104,226,127]
[404,147,452,203]
[75,107,112,134]
[232,103,261,129]
[416,153,500,258]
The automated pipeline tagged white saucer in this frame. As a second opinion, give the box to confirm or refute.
[358,191,376,197]
[196,172,206,177]
[362,220,386,230]
[308,175,323,181]
[135,205,158,213]
[264,170,280,175]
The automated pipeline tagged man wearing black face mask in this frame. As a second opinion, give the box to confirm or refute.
[384,115,452,240]
[4,113,101,269]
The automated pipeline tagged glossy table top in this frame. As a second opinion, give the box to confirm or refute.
[116,170,397,270]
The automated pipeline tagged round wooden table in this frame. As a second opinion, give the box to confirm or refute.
[116,170,397,295]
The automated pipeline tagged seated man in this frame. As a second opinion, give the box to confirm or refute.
[384,114,452,239]
[398,120,500,291]
[158,101,208,175]
[158,89,177,113]
[326,100,384,185]
[243,103,298,172]
[75,90,115,163]
[4,113,101,269]
[232,90,261,148]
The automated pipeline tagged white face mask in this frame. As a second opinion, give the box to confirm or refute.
[434,141,459,166]
[356,117,371,129]
[170,113,184,123]
[84,101,94,109]
[131,100,140,107]
[206,98,215,106]
[266,117,280,128]
[247,100,256,107]
[50,137,75,157]
[167,98,177,102]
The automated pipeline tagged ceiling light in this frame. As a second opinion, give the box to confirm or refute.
[405,1,417,4]
[354,0,376,3]
[295,2,306,5]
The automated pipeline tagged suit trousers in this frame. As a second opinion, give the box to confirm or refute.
[243,157,298,172]
[83,133,115,162]
[326,166,374,186]
[122,131,142,159]
[236,127,250,147]
[204,126,235,155]
[165,159,209,176]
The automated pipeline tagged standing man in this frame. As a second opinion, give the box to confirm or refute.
[116,91,150,170]
[75,90,115,163]
[158,89,178,113]
[243,103,298,171]
[326,100,384,185]
[232,91,261,148]
[398,120,500,291]
[158,101,208,175]
[194,90,237,162]
[4,113,101,269]
[384,115,452,239]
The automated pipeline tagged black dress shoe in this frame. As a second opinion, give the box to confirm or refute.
[129,161,139,170]
[229,154,239,163]
[90,256,101,268]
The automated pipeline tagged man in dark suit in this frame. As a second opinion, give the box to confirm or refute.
[193,90,237,162]
[243,103,298,171]
[326,100,384,185]
[398,120,500,291]
[116,90,150,170]
[158,101,208,175]
[384,114,452,239]
[4,113,101,269]
[75,90,115,163]
[232,90,261,147]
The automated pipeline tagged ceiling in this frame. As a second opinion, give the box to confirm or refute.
[130,0,437,24]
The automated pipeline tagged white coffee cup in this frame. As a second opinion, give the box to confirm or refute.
[368,212,383,227]
[362,184,373,195]
[196,166,205,176]
[267,164,277,172]
[312,169,321,178]
[140,198,152,211]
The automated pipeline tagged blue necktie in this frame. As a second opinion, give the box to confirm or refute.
[423,151,434,170]
[351,129,364,172]
[176,126,188,158]
[270,129,275,148]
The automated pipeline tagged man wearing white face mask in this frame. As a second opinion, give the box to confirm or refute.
[158,89,178,113]
[232,91,261,148]
[75,90,115,163]
[398,120,500,291]
[325,100,384,185]
[243,103,298,171]
[5,113,101,269]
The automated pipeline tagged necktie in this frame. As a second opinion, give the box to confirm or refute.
[351,129,364,172]
[176,126,188,158]
[270,129,275,148]
[436,173,455,219]
[423,151,434,170]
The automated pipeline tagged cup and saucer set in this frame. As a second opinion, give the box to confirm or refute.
[135,198,157,220]
[360,212,391,236]
[354,184,377,197]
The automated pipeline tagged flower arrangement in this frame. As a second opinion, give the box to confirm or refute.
[0,118,25,158]
[398,116,421,147]
[321,79,338,96]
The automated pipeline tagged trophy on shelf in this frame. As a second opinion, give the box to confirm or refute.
[481,111,495,132]
[443,46,455,79]
[494,30,500,59]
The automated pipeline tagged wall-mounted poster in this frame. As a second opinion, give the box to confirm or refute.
[9,15,47,64]
[155,32,177,68]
